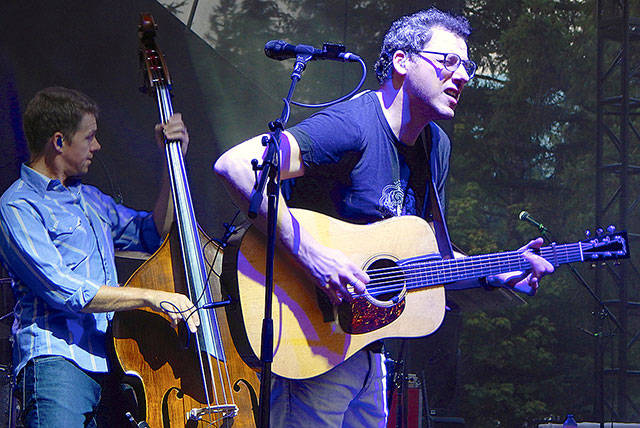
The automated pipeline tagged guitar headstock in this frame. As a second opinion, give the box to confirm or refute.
[138,13,171,94]
[581,229,630,261]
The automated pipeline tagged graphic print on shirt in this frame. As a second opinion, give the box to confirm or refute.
[377,179,416,217]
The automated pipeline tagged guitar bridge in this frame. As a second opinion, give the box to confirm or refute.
[187,404,238,421]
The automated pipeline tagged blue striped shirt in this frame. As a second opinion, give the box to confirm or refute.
[0,164,162,376]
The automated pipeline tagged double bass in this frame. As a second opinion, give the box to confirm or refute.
[112,14,259,427]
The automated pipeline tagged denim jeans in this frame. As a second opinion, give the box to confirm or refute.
[270,349,388,427]
[16,356,102,428]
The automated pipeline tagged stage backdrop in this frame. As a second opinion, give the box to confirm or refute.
[0,0,458,238]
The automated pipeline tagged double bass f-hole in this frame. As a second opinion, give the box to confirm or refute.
[112,13,259,428]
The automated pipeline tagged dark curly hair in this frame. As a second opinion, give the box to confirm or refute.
[374,8,471,85]
[23,87,100,159]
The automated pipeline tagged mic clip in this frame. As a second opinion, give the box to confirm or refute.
[322,43,346,60]
[293,54,312,77]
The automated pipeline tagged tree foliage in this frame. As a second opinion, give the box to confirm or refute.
[451,1,607,425]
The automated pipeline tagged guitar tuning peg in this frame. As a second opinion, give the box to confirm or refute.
[607,225,616,234]
[585,229,591,239]
[596,227,604,236]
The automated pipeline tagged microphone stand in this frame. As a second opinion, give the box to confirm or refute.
[526,219,622,428]
[248,53,312,428]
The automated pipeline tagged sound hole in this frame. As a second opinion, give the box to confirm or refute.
[366,258,405,303]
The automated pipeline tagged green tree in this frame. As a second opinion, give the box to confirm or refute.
[451,1,602,425]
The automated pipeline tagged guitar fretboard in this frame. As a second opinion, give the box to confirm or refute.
[401,242,584,287]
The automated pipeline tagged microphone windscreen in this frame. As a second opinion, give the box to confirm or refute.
[264,40,290,60]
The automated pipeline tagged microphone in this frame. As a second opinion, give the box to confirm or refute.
[518,211,548,232]
[264,40,361,62]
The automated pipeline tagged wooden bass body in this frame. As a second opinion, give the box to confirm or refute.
[112,226,259,427]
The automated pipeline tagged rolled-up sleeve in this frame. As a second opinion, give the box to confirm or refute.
[0,200,102,312]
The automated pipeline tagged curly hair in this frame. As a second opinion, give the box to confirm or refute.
[374,8,471,85]
[23,87,100,159]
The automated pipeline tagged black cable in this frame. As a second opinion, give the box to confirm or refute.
[290,56,367,109]
[95,156,124,204]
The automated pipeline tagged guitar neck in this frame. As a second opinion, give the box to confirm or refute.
[407,242,584,287]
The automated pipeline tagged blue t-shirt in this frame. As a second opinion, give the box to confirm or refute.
[285,91,450,223]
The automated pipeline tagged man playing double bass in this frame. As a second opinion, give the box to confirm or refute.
[0,86,199,427]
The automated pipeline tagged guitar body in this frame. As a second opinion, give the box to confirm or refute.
[222,208,446,380]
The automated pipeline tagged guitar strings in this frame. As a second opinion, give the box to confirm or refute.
[365,243,586,281]
[149,56,217,409]
[148,55,221,402]
[364,247,584,294]
[357,246,589,299]
[362,246,573,282]
[150,49,237,413]
[344,243,587,299]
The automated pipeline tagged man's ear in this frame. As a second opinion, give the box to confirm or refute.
[52,132,64,152]
[392,50,409,76]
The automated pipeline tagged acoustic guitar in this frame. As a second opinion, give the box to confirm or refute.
[221,208,629,379]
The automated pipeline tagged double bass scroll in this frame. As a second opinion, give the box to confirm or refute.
[112,13,259,428]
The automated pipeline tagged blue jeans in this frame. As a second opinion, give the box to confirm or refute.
[16,356,103,428]
[270,350,388,427]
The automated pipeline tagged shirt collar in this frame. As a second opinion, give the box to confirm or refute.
[20,163,80,197]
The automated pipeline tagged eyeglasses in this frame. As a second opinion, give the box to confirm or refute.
[418,51,477,79]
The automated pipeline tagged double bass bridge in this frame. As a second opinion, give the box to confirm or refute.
[186,404,239,422]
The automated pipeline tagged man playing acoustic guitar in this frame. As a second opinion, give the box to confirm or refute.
[215,8,554,427]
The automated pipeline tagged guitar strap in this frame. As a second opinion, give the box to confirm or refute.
[419,127,526,310]
[421,124,454,260]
